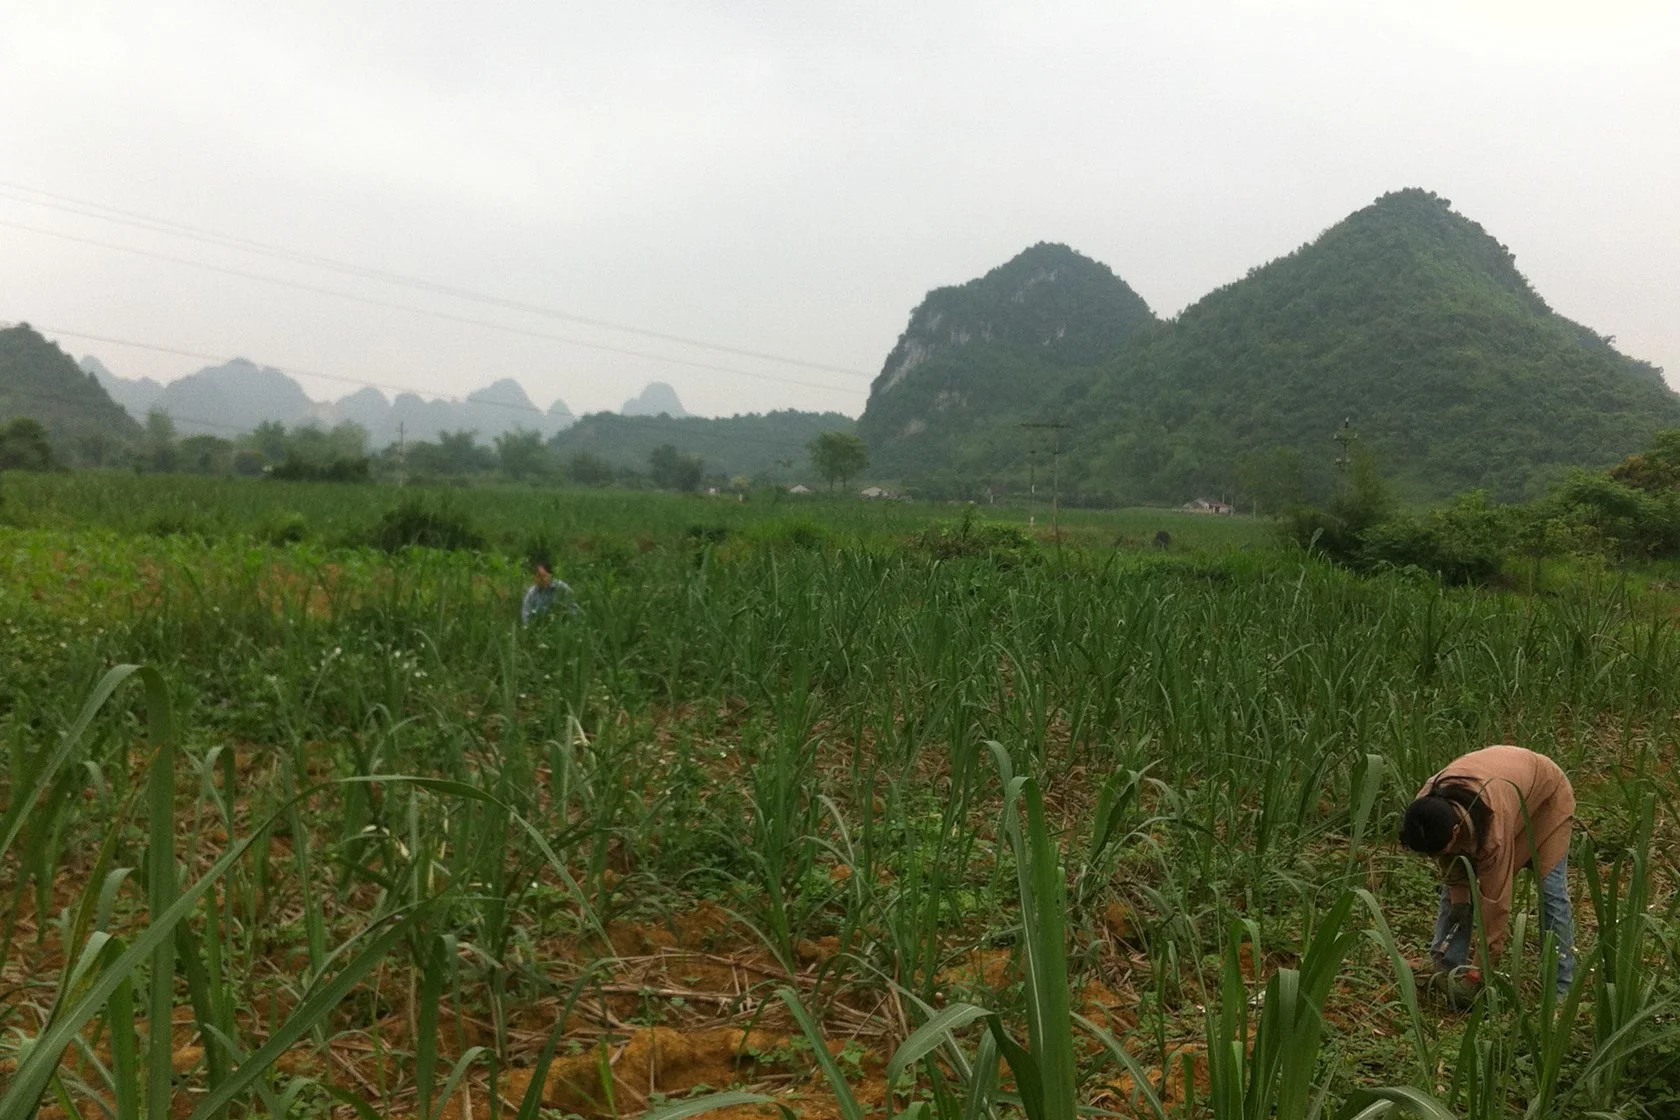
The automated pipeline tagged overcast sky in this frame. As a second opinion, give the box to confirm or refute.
[2,1,1676,419]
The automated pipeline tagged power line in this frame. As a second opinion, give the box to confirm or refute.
[0,220,863,397]
[0,180,874,378]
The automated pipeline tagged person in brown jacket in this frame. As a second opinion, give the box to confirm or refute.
[1398,745,1576,1002]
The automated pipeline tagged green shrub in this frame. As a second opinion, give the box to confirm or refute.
[262,511,310,546]
[269,455,371,483]
[147,512,210,539]
[746,517,832,551]
[1360,492,1509,585]
[912,506,1037,567]
[1283,447,1392,564]
[370,497,485,552]
[684,524,730,545]
[1543,470,1680,558]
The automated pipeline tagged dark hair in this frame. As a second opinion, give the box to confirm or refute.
[1399,777,1492,854]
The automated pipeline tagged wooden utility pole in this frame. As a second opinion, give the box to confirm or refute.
[1020,421,1072,541]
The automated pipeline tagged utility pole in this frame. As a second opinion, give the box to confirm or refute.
[1333,417,1357,486]
[1020,421,1072,542]
[397,421,407,487]
[1026,445,1038,525]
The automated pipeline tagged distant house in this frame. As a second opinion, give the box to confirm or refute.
[787,483,812,494]
[1182,498,1234,515]
[860,486,897,500]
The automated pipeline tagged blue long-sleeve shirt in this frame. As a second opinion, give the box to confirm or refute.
[521,579,578,625]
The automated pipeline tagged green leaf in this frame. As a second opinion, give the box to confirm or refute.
[887,1002,995,1087]
[639,1089,796,1119]
[777,987,864,1120]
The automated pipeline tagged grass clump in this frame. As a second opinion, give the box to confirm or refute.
[912,506,1037,566]
[369,495,486,552]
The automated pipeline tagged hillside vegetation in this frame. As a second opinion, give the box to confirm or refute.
[549,409,856,482]
[862,191,1680,505]
[857,242,1155,484]
[0,324,140,464]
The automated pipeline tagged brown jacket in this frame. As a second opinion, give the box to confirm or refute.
[1415,745,1575,961]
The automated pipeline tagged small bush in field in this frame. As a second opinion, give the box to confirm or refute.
[748,517,831,551]
[1360,491,1510,585]
[370,496,485,552]
[912,506,1037,567]
[262,511,310,545]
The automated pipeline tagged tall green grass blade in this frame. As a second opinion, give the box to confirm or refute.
[961,1029,1000,1120]
[187,904,435,1120]
[137,665,179,1120]
[1334,1086,1458,1119]
[1344,753,1384,878]
[109,962,139,1120]
[777,986,865,1120]
[1072,1012,1170,1120]
[430,1045,489,1120]
[639,1090,797,1119]
[0,663,141,864]
[417,934,447,1120]
[1015,775,1077,1120]
[887,1002,993,1087]
[514,967,601,1120]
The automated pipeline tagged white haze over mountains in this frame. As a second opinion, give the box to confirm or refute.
[4,2,1676,417]
[78,354,695,447]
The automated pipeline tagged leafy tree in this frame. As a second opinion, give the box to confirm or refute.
[249,420,290,465]
[0,417,54,470]
[1284,445,1392,562]
[808,430,869,491]
[1609,429,1680,493]
[405,430,494,477]
[565,451,616,486]
[495,428,550,480]
[547,410,854,479]
[270,455,371,483]
[1236,447,1306,515]
[178,434,233,474]
[143,409,178,473]
[232,449,266,477]
[328,421,369,459]
[649,443,704,491]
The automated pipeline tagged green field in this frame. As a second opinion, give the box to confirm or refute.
[2,472,1678,1119]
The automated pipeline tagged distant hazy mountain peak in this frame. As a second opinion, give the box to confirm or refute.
[467,378,537,407]
[80,354,164,417]
[621,382,690,418]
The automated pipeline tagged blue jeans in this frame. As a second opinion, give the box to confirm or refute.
[1431,854,1575,994]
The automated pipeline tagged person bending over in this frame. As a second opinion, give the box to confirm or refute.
[1398,744,1575,1005]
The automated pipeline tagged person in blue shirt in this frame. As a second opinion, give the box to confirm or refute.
[521,561,578,625]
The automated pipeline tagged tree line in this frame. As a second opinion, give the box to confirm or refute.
[1,406,871,497]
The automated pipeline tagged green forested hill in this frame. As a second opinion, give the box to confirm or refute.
[857,242,1156,483]
[860,191,1680,504]
[0,324,142,464]
[1061,188,1680,504]
[548,409,855,481]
